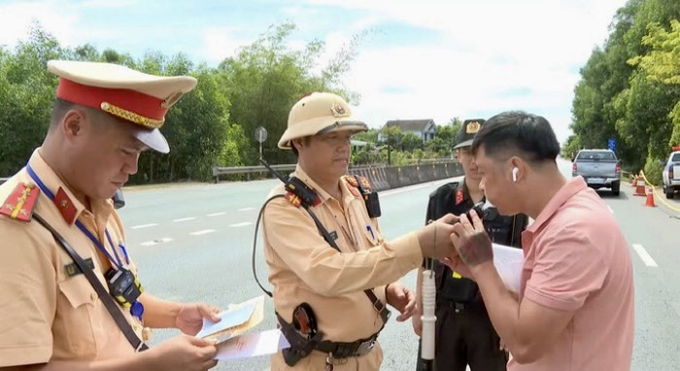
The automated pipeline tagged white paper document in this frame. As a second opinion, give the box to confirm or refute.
[215,329,290,361]
[196,302,257,339]
[492,243,525,293]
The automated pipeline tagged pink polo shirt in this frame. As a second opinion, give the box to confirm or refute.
[510,177,634,371]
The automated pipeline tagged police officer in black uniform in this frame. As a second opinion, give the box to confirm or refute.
[413,119,528,371]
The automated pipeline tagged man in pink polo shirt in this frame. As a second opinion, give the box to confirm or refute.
[446,111,634,370]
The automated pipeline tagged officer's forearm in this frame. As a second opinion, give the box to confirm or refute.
[138,293,182,329]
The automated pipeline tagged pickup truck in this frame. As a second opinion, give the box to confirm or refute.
[662,150,680,199]
[572,149,621,196]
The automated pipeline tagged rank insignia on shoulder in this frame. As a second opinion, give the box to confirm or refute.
[358,176,372,191]
[343,175,358,187]
[0,182,40,222]
[285,192,303,208]
[455,188,464,206]
[342,175,361,197]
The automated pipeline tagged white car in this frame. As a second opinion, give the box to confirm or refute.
[662,150,680,199]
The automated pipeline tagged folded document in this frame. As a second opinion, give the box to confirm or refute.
[194,295,290,360]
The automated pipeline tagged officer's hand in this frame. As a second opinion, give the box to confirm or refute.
[411,307,423,337]
[450,211,493,269]
[385,282,416,322]
[417,213,458,260]
[148,334,218,371]
[176,303,222,336]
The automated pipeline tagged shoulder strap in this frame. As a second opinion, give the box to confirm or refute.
[302,205,391,326]
[33,213,148,352]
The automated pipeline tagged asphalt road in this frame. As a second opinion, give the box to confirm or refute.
[117,160,680,371]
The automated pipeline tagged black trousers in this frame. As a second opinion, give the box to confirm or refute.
[416,300,508,371]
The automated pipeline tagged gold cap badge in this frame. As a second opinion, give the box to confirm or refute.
[466,121,481,134]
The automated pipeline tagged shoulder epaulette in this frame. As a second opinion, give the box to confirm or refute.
[285,191,303,208]
[0,182,40,222]
[342,175,362,197]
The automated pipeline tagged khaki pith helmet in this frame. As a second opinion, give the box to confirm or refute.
[278,92,368,149]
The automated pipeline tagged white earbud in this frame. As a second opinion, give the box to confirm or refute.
[512,167,519,182]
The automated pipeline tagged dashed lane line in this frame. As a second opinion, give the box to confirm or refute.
[173,217,196,222]
[632,243,658,267]
[206,212,228,217]
[230,222,252,228]
[190,229,216,236]
[131,223,158,229]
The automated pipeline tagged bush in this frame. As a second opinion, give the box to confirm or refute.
[643,155,663,185]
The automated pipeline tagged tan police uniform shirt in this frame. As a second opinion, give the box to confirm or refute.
[0,149,144,367]
[263,166,423,370]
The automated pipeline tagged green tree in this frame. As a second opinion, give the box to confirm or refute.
[401,132,423,152]
[216,23,363,165]
[569,0,680,173]
[380,125,403,165]
[0,24,61,175]
[630,19,680,147]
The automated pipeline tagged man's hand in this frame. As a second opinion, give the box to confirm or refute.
[385,282,416,322]
[175,303,222,336]
[146,335,218,371]
[450,211,493,269]
[417,213,458,260]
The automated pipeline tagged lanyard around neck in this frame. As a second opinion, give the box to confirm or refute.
[26,164,124,269]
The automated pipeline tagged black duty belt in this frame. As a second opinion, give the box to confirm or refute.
[316,332,379,358]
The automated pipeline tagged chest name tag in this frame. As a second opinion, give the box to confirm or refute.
[65,258,95,278]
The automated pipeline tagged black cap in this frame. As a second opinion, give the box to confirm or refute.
[454,118,486,149]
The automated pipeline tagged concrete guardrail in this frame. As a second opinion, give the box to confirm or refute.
[213,160,464,190]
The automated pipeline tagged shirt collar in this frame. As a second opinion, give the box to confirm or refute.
[27,148,87,225]
[292,165,334,203]
[527,176,587,233]
[292,165,353,206]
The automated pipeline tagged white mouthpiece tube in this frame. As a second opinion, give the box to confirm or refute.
[421,269,436,360]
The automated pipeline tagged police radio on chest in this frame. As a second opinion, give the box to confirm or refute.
[105,268,143,308]
[285,177,320,208]
[353,176,381,218]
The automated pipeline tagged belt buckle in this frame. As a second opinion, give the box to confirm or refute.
[372,299,384,313]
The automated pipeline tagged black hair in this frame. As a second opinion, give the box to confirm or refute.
[471,111,560,163]
[49,98,112,133]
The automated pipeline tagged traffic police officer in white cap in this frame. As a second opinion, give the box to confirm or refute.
[0,60,222,371]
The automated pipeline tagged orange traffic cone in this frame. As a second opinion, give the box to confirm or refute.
[634,176,646,196]
[644,187,656,207]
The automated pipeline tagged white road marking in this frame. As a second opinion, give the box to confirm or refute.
[632,244,658,267]
[173,217,196,222]
[190,229,216,236]
[608,205,614,214]
[131,223,158,229]
[230,222,252,227]
[207,211,228,217]
[239,207,255,212]
[140,238,173,246]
